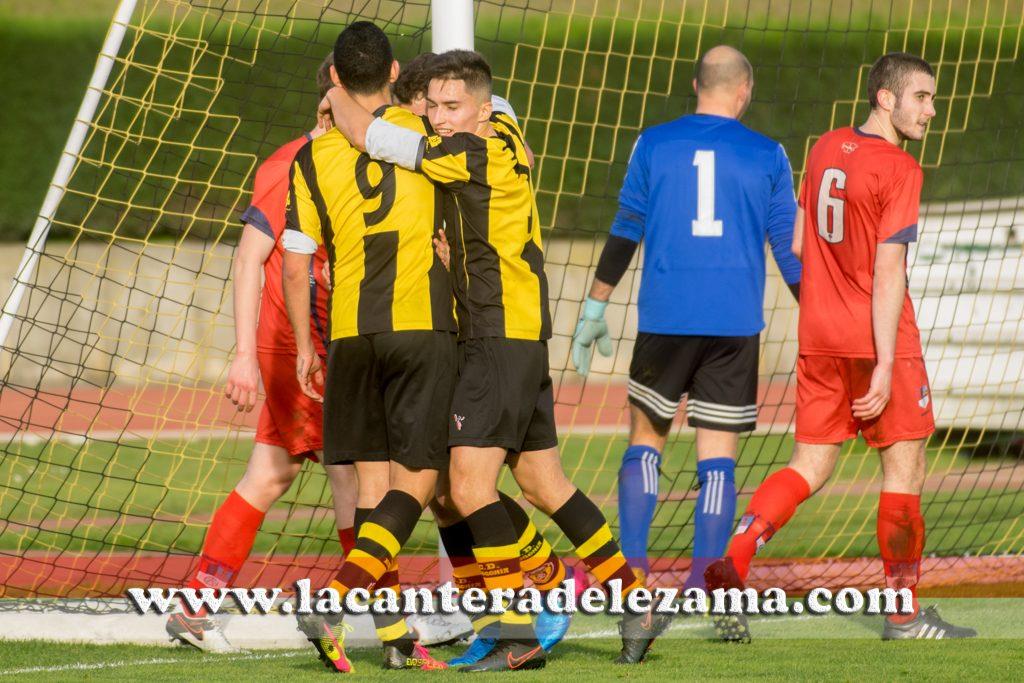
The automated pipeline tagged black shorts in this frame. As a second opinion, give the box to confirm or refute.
[323,331,457,469]
[448,338,558,453]
[628,332,759,432]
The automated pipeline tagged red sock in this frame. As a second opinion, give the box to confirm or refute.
[727,467,811,581]
[337,527,356,558]
[877,491,924,623]
[185,490,265,615]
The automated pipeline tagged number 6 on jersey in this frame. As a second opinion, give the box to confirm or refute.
[817,168,846,243]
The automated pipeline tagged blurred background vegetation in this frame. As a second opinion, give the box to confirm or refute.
[0,0,1021,243]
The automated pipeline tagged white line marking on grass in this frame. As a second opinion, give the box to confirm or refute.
[0,650,306,676]
[568,614,816,640]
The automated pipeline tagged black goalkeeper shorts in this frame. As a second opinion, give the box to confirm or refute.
[628,332,759,432]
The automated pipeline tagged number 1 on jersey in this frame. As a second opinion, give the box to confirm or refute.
[692,150,723,237]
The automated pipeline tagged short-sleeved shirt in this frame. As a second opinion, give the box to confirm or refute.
[610,114,801,336]
[239,135,330,356]
[797,127,924,358]
[409,110,550,341]
[285,107,455,339]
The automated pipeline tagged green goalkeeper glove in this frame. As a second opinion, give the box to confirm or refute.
[571,297,613,377]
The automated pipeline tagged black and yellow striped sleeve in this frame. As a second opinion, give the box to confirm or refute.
[418,133,481,188]
[285,146,322,246]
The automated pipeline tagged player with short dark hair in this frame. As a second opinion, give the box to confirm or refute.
[704,51,975,642]
[165,53,358,654]
[283,22,452,672]
[573,45,801,591]
[320,46,671,671]
[392,52,436,112]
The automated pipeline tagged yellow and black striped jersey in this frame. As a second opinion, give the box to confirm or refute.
[383,108,550,341]
[285,106,454,339]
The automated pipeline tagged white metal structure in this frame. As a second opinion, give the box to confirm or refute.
[431,0,474,52]
[0,0,139,352]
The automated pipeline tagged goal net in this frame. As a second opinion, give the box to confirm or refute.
[1,0,1022,605]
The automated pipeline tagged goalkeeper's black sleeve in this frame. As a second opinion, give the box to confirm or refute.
[594,235,639,286]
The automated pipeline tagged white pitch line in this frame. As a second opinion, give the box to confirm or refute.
[567,613,816,639]
[0,649,306,676]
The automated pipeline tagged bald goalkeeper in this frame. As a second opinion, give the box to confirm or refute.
[572,46,803,589]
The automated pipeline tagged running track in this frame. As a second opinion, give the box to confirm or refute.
[0,378,797,441]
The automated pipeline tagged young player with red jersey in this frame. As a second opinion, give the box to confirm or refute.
[705,53,976,641]
[166,56,358,653]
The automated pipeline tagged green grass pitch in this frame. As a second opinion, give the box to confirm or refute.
[1,600,1022,679]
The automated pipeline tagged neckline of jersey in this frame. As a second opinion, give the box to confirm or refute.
[852,126,885,140]
[690,113,738,123]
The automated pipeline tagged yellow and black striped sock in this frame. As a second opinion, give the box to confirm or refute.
[371,559,412,646]
[465,501,535,643]
[500,493,567,592]
[354,506,412,643]
[551,489,642,595]
[330,491,423,608]
[439,520,498,634]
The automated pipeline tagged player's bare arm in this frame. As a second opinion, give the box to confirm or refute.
[226,225,276,412]
[853,242,907,420]
[587,278,614,302]
[791,207,805,262]
[282,249,323,402]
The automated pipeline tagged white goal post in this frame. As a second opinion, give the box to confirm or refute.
[0,0,139,353]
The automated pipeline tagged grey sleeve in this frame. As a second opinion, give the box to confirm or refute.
[365,118,425,171]
[490,95,518,124]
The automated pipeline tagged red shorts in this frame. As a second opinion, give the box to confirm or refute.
[255,350,323,459]
[795,355,935,449]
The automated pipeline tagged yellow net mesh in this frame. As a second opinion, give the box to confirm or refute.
[0,0,1021,599]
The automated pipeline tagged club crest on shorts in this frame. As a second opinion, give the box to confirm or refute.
[918,386,930,409]
[453,414,465,431]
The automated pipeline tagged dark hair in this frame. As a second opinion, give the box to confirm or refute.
[393,52,436,104]
[316,52,334,99]
[427,50,492,98]
[333,21,393,95]
[867,52,934,108]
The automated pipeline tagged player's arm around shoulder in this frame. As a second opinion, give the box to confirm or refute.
[359,106,432,173]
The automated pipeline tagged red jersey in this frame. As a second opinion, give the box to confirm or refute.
[240,135,330,357]
[797,127,924,359]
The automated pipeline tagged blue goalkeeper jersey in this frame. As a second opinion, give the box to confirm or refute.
[610,113,801,336]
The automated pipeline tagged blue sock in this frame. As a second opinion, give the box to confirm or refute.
[685,457,737,590]
[617,445,661,575]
